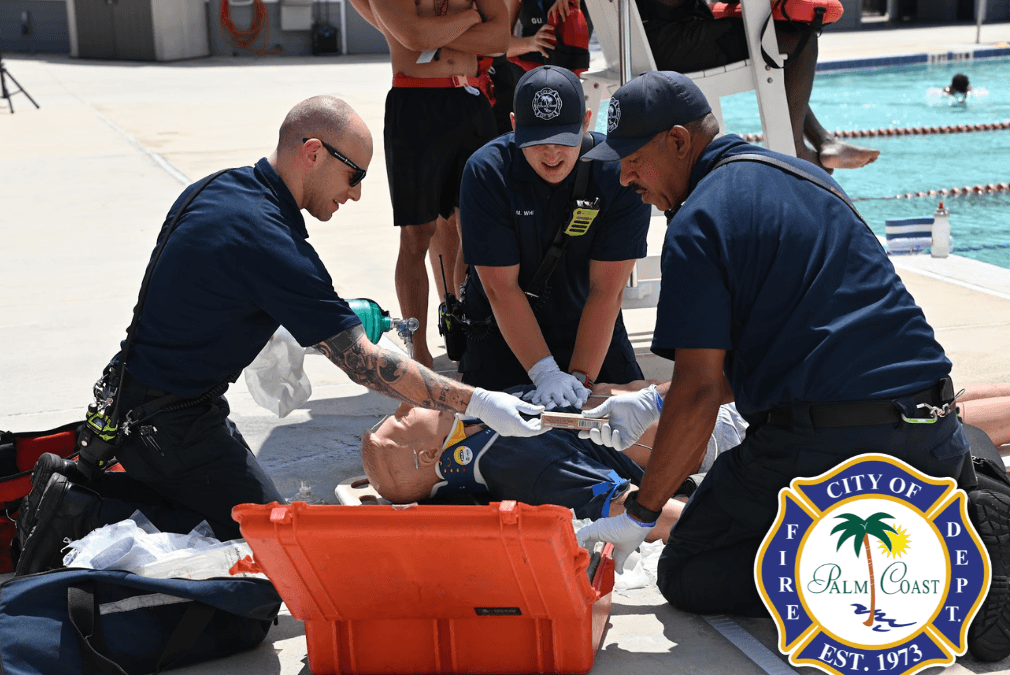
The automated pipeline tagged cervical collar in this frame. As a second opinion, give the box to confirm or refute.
[430,415,498,497]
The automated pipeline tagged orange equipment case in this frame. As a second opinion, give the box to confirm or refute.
[232,500,615,675]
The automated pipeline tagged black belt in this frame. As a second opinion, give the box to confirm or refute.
[121,372,235,428]
[766,378,956,429]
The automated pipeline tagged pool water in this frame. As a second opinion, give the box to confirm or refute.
[599,58,1010,269]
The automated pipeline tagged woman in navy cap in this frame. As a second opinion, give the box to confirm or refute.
[456,65,652,410]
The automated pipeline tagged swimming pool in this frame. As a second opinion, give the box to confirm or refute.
[601,58,1010,269]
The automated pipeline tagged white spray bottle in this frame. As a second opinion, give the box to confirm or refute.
[931,201,950,258]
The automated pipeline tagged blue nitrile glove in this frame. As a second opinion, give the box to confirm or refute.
[466,387,546,437]
[577,512,655,572]
[579,385,662,451]
[528,356,590,410]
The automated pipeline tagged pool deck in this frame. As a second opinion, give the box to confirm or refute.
[819,21,1010,64]
[2,20,1010,675]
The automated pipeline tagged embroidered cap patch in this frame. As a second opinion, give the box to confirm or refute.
[532,88,563,120]
[607,98,621,133]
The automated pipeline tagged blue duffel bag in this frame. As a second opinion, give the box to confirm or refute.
[0,568,282,675]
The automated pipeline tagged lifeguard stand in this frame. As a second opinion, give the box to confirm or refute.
[586,0,797,309]
[580,0,795,155]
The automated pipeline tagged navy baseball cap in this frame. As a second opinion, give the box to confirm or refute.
[513,65,586,148]
[584,71,712,161]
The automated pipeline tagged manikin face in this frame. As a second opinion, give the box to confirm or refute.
[302,134,371,221]
[375,407,456,452]
[362,407,455,499]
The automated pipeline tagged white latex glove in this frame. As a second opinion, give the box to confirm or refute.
[527,356,590,410]
[577,512,654,572]
[466,387,546,437]
[578,384,662,451]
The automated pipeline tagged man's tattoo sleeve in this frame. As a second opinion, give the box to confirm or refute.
[315,325,468,412]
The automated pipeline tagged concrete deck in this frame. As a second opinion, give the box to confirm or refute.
[2,21,1010,675]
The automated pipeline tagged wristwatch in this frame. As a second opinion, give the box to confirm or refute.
[623,490,662,525]
[570,369,595,391]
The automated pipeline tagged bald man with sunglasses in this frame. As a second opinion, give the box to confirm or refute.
[15,96,546,576]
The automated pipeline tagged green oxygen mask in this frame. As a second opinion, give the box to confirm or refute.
[347,298,419,355]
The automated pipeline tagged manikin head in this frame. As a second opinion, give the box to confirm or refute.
[360,406,456,503]
[271,95,374,222]
[584,71,720,212]
[510,66,593,186]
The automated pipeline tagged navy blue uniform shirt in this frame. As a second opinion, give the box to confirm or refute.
[459,131,650,338]
[652,135,951,418]
[125,158,362,397]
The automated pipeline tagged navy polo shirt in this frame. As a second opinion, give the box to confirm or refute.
[652,135,950,417]
[459,131,650,335]
[124,158,362,397]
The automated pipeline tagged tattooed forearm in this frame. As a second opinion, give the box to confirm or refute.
[316,326,472,412]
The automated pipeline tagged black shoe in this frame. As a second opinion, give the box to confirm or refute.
[14,474,101,577]
[31,452,86,489]
[968,489,1010,662]
[16,453,85,552]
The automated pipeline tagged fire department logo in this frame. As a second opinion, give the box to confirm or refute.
[532,88,562,120]
[756,454,990,675]
[607,98,621,133]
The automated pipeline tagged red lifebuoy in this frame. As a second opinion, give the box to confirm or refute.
[711,0,845,25]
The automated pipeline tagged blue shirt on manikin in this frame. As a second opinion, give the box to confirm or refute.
[431,389,644,520]
[651,135,951,419]
[124,158,362,397]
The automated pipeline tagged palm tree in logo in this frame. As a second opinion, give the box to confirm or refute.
[831,512,898,627]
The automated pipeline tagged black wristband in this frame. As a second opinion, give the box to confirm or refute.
[624,490,662,524]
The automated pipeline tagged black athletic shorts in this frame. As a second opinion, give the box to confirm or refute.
[384,86,497,227]
[636,0,749,73]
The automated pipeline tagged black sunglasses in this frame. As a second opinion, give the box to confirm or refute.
[303,137,366,187]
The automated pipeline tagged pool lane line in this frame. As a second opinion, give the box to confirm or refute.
[742,120,1010,143]
[852,182,1010,201]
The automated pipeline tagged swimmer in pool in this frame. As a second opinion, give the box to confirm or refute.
[943,73,972,102]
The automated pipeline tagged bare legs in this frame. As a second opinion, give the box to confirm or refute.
[396,220,438,369]
[453,211,468,297]
[396,211,464,369]
[775,26,880,171]
[429,211,461,303]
